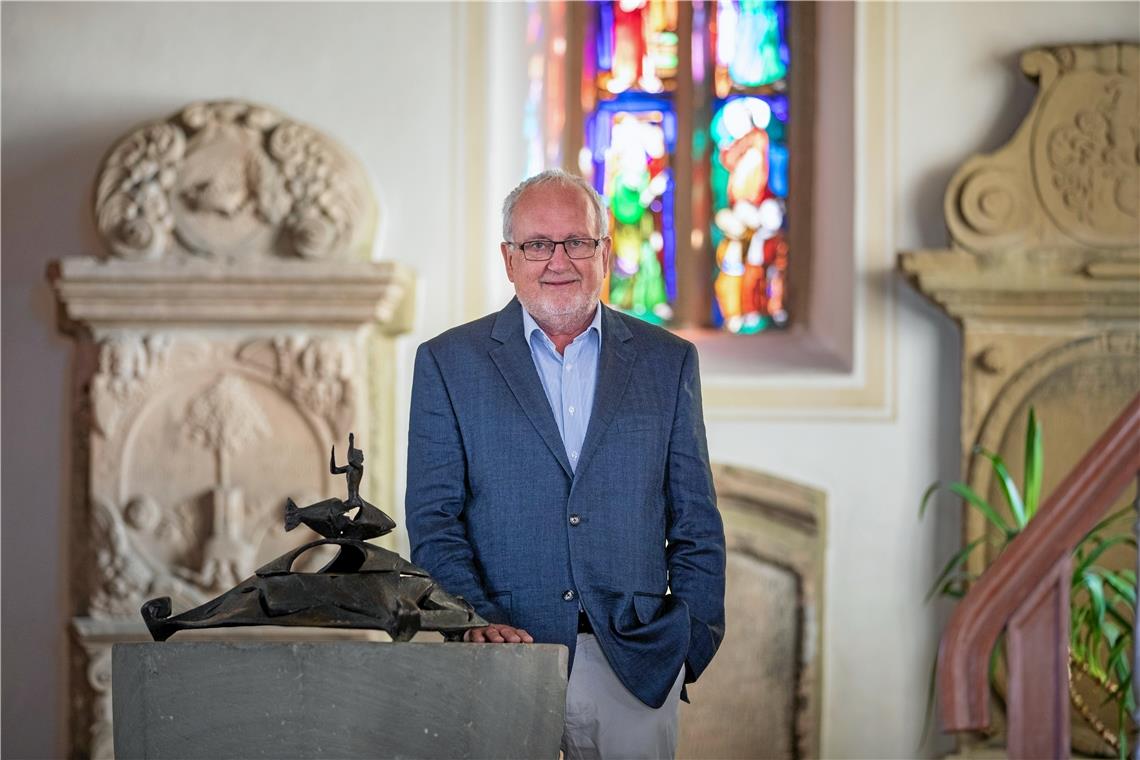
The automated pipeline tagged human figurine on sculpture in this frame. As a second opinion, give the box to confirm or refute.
[285,433,394,540]
[330,432,365,508]
[406,169,726,759]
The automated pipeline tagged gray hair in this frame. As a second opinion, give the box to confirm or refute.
[501,169,608,241]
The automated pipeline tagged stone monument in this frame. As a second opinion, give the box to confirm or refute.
[50,100,415,759]
[900,43,1139,755]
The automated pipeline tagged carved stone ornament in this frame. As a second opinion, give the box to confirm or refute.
[898,43,1139,757]
[945,44,1138,255]
[94,100,374,262]
[51,100,415,759]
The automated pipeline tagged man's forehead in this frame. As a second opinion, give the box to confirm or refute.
[513,185,596,228]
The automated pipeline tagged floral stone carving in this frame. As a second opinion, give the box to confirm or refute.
[94,100,374,262]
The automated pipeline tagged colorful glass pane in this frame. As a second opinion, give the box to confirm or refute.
[713,0,789,98]
[709,93,788,332]
[707,0,790,333]
[584,98,677,324]
[575,0,792,333]
[581,1,680,325]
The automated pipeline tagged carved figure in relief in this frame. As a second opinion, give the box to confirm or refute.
[141,436,484,642]
[88,499,200,619]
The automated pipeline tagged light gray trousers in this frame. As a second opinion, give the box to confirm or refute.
[561,633,686,760]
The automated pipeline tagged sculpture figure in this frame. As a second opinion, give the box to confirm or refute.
[284,433,395,539]
[141,434,486,641]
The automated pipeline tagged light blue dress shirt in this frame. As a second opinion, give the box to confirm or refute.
[521,304,602,474]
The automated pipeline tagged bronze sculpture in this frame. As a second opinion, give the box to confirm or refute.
[141,435,486,641]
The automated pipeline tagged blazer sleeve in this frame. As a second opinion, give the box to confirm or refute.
[665,343,727,683]
[405,343,509,625]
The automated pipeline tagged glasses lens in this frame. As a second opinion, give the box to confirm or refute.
[522,241,553,259]
[564,239,595,258]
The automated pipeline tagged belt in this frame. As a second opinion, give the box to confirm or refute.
[577,610,594,634]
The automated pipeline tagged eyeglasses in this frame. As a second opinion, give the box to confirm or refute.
[505,237,604,261]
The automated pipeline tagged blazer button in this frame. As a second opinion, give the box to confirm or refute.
[562,589,576,602]
[569,514,581,526]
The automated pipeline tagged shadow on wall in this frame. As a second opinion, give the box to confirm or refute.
[897,278,963,759]
[911,49,1039,250]
[1,106,172,758]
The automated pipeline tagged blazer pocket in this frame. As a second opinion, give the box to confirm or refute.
[633,591,667,625]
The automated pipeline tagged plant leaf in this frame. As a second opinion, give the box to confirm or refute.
[973,446,1027,529]
[919,481,941,519]
[1023,407,1043,520]
[1083,504,1136,539]
[1100,568,1137,607]
[1073,536,1137,581]
[917,651,938,752]
[1080,570,1107,632]
[925,537,986,602]
[949,482,1014,539]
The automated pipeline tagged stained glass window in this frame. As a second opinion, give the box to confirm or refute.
[573,0,796,334]
[579,1,680,325]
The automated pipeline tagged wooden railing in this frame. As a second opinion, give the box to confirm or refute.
[937,392,1140,758]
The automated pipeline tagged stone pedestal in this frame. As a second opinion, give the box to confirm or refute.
[113,642,568,759]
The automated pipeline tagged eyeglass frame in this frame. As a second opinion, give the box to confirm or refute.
[503,237,608,261]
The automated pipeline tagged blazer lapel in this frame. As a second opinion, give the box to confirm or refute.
[489,299,574,478]
[573,306,635,479]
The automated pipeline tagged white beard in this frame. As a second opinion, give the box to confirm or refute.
[518,291,599,338]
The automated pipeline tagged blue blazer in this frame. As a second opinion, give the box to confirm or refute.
[406,298,726,708]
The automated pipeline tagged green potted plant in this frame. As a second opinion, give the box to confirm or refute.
[921,409,1137,758]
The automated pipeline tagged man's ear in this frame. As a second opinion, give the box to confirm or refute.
[599,236,613,274]
[500,242,516,283]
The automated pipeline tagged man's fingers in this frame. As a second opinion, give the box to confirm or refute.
[463,625,533,644]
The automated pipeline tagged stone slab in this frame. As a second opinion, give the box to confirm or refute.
[113,641,567,759]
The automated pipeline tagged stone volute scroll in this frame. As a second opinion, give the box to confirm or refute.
[50,100,414,760]
[899,44,1138,756]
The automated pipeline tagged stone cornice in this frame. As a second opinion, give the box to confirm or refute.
[49,258,415,333]
[899,247,1139,324]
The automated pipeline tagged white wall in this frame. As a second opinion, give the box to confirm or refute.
[2,2,1137,758]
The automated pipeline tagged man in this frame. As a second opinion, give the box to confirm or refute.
[406,170,725,759]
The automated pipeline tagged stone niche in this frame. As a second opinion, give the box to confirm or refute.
[50,100,415,759]
[679,464,826,760]
[900,43,1139,755]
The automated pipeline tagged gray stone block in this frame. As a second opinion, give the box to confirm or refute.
[113,641,568,759]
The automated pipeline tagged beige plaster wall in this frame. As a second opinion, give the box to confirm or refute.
[2,2,1137,758]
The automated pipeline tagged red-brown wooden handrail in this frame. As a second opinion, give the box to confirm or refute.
[938,391,1140,757]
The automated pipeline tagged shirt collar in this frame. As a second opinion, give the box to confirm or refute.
[521,303,603,352]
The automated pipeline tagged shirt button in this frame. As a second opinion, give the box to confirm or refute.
[569,451,578,460]
[569,514,581,526]
[566,364,573,371]
[568,406,576,415]
[563,589,576,602]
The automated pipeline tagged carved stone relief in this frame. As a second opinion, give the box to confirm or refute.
[52,100,413,759]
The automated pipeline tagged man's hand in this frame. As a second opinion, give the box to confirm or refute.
[463,624,534,644]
